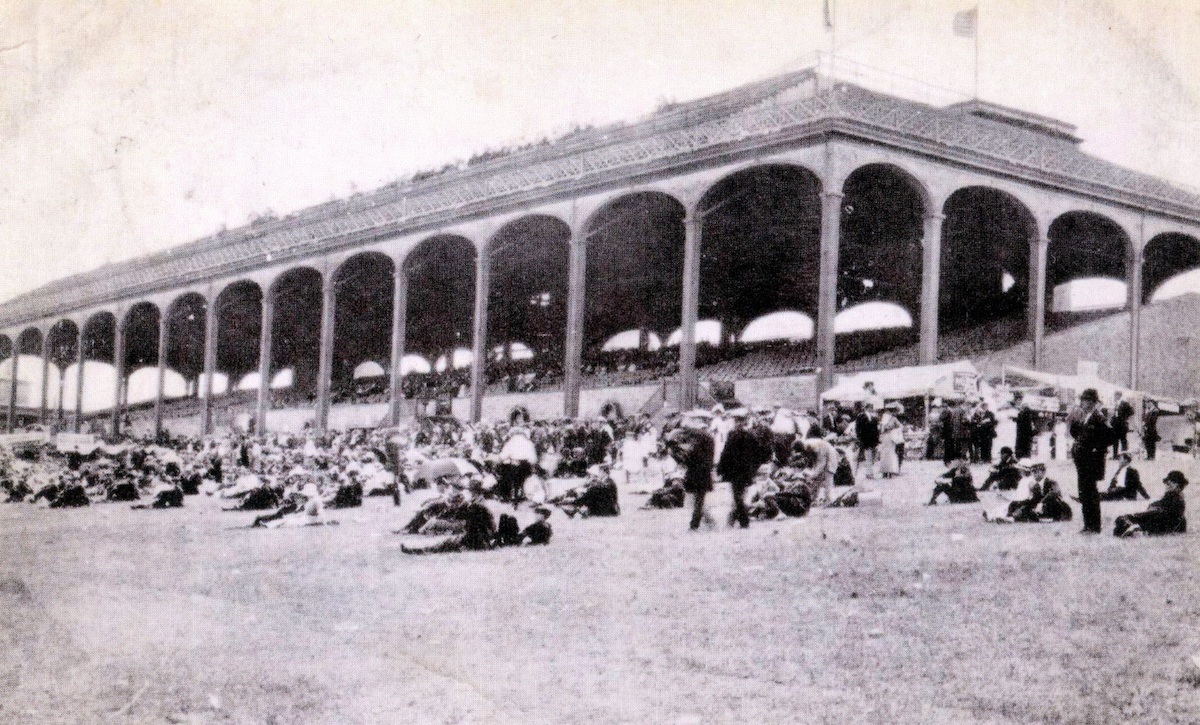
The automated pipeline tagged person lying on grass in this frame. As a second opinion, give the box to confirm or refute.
[642,476,686,509]
[983,461,1072,523]
[1113,470,1188,537]
[927,459,978,505]
[401,480,496,554]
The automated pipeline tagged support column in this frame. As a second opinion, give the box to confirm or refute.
[74,326,85,433]
[256,292,275,435]
[6,347,18,433]
[815,191,844,392]
[202,299,218,435]
[562,228,587,418]
[919,213,945,366]
[468,248,490,423]
[153,314,168,438]
[315,274,335,435]
[1028,237,1049,370]
[111,319,126,437]
[388,266,408,426]
[678,213,702,411]
[39,341,50,424]
[1128,246,1143,389]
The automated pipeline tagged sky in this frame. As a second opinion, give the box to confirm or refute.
[0,0,1197,307]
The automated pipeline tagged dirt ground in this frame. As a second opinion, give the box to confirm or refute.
[2,455,1199,725]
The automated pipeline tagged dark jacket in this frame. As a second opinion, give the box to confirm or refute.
[675,428,715,494]
[855,414,881,449]
[717,427,769,485]
[1069,406,1113,481]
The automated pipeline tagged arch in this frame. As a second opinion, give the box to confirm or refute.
[333,251,395,391]
[46,320,80,370]
[165,292,208,393]
[16,327,43,356]
[485,214,570,361]
[836,164,925,357]
[740,310,815,343]
[697,164,823,337]
[403,235,476,360]
[399,354,431,376]
[839,161,935,218]
[0,335,11,362]
[1046,211,1131,324]
[1142,232,1200,304]
[583,191,686,354]
[269,266,323,396]
[121,302,161,372]
[834,302,913,333]
[939,186,1038,340]
[666,320,722,347]
[353,361,385,379]
[213,280,263,388]
[81,311,117,364]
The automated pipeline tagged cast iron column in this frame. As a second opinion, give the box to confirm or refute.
[315,274,336,434]
[815,191,843,392]
[468,247,490,423]
[562,227,587,418]
[256,291,275,435]
[678,213,702,411]
[388,265,408,426]
[919,213,945,366]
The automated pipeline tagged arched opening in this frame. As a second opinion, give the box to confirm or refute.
[333,252,394,402]
[401,236,476,402]
[1143,233,1200,304]
[486,215,570,393]
[1047,212,1130,327]
[121,302,160,374]
[740,310,814,343]
[270,267,323,404]
[939,187,1036,353]
[6,328,45,411]
[213,281,263,402]
[46,320,79,421]
[165,293,208,399]
[584,191,686,384]
[837,164,926,361]
[666,320,723,347]
[80,312,118,413]
[697,164,822,369]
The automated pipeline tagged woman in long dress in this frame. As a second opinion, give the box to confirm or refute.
[878,405,903,478]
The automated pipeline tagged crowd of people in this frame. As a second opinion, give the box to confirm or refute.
[0,384,1190,545]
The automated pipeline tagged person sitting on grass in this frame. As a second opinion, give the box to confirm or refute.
[1113,470,1188,537]
[927,459,978,506]
[520,506,553,545]
[642,476,686,510]
[1099,452,1151,501]
[401,480,496,554]
[978,447,1022,491]
[552,467,620,518]
[985,461,1072,523]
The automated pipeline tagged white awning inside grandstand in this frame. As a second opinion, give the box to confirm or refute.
[1000,365,1159,406]
[822,360,988,403]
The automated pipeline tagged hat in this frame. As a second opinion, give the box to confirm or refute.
[1079,388,1100,403]
[1164,471,1189,488]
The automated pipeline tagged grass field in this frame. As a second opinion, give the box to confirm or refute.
[2,456,1199,724]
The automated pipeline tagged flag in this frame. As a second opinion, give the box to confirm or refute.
[823,0,833,30]
[953,7,978,37]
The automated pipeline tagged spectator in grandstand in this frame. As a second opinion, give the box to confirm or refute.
[1113,470,1188,537]
[1099,452,1150,501]
[1068,388,1113,534]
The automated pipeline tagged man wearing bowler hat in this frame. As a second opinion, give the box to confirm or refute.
[1068,388,1114,534]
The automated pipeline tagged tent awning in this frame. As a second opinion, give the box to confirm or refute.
[822,360,986,403]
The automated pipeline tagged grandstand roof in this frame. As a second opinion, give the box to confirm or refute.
[4,67,1200,329]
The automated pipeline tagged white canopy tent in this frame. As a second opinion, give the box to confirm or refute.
[999,365,1167,407]
[822,360,990,404]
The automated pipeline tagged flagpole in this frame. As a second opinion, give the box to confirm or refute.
[974,7,980,99]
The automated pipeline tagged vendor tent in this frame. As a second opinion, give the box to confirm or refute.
[999,365,1166,407]
[822,360,988,404]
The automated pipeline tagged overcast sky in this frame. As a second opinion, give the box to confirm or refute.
[0,0,1196,306]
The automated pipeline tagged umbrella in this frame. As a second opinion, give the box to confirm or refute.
[416,457,480,483]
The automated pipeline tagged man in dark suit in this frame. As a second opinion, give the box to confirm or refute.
[1015,402,1036,459]
[1110,392,1135,459]
[1069,388,1113,534]
[1100,452,1150,501]
[1142,400,1161,461]
[1114,470,1188,536]
[669,413,716,531]
[716,408,770,529]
